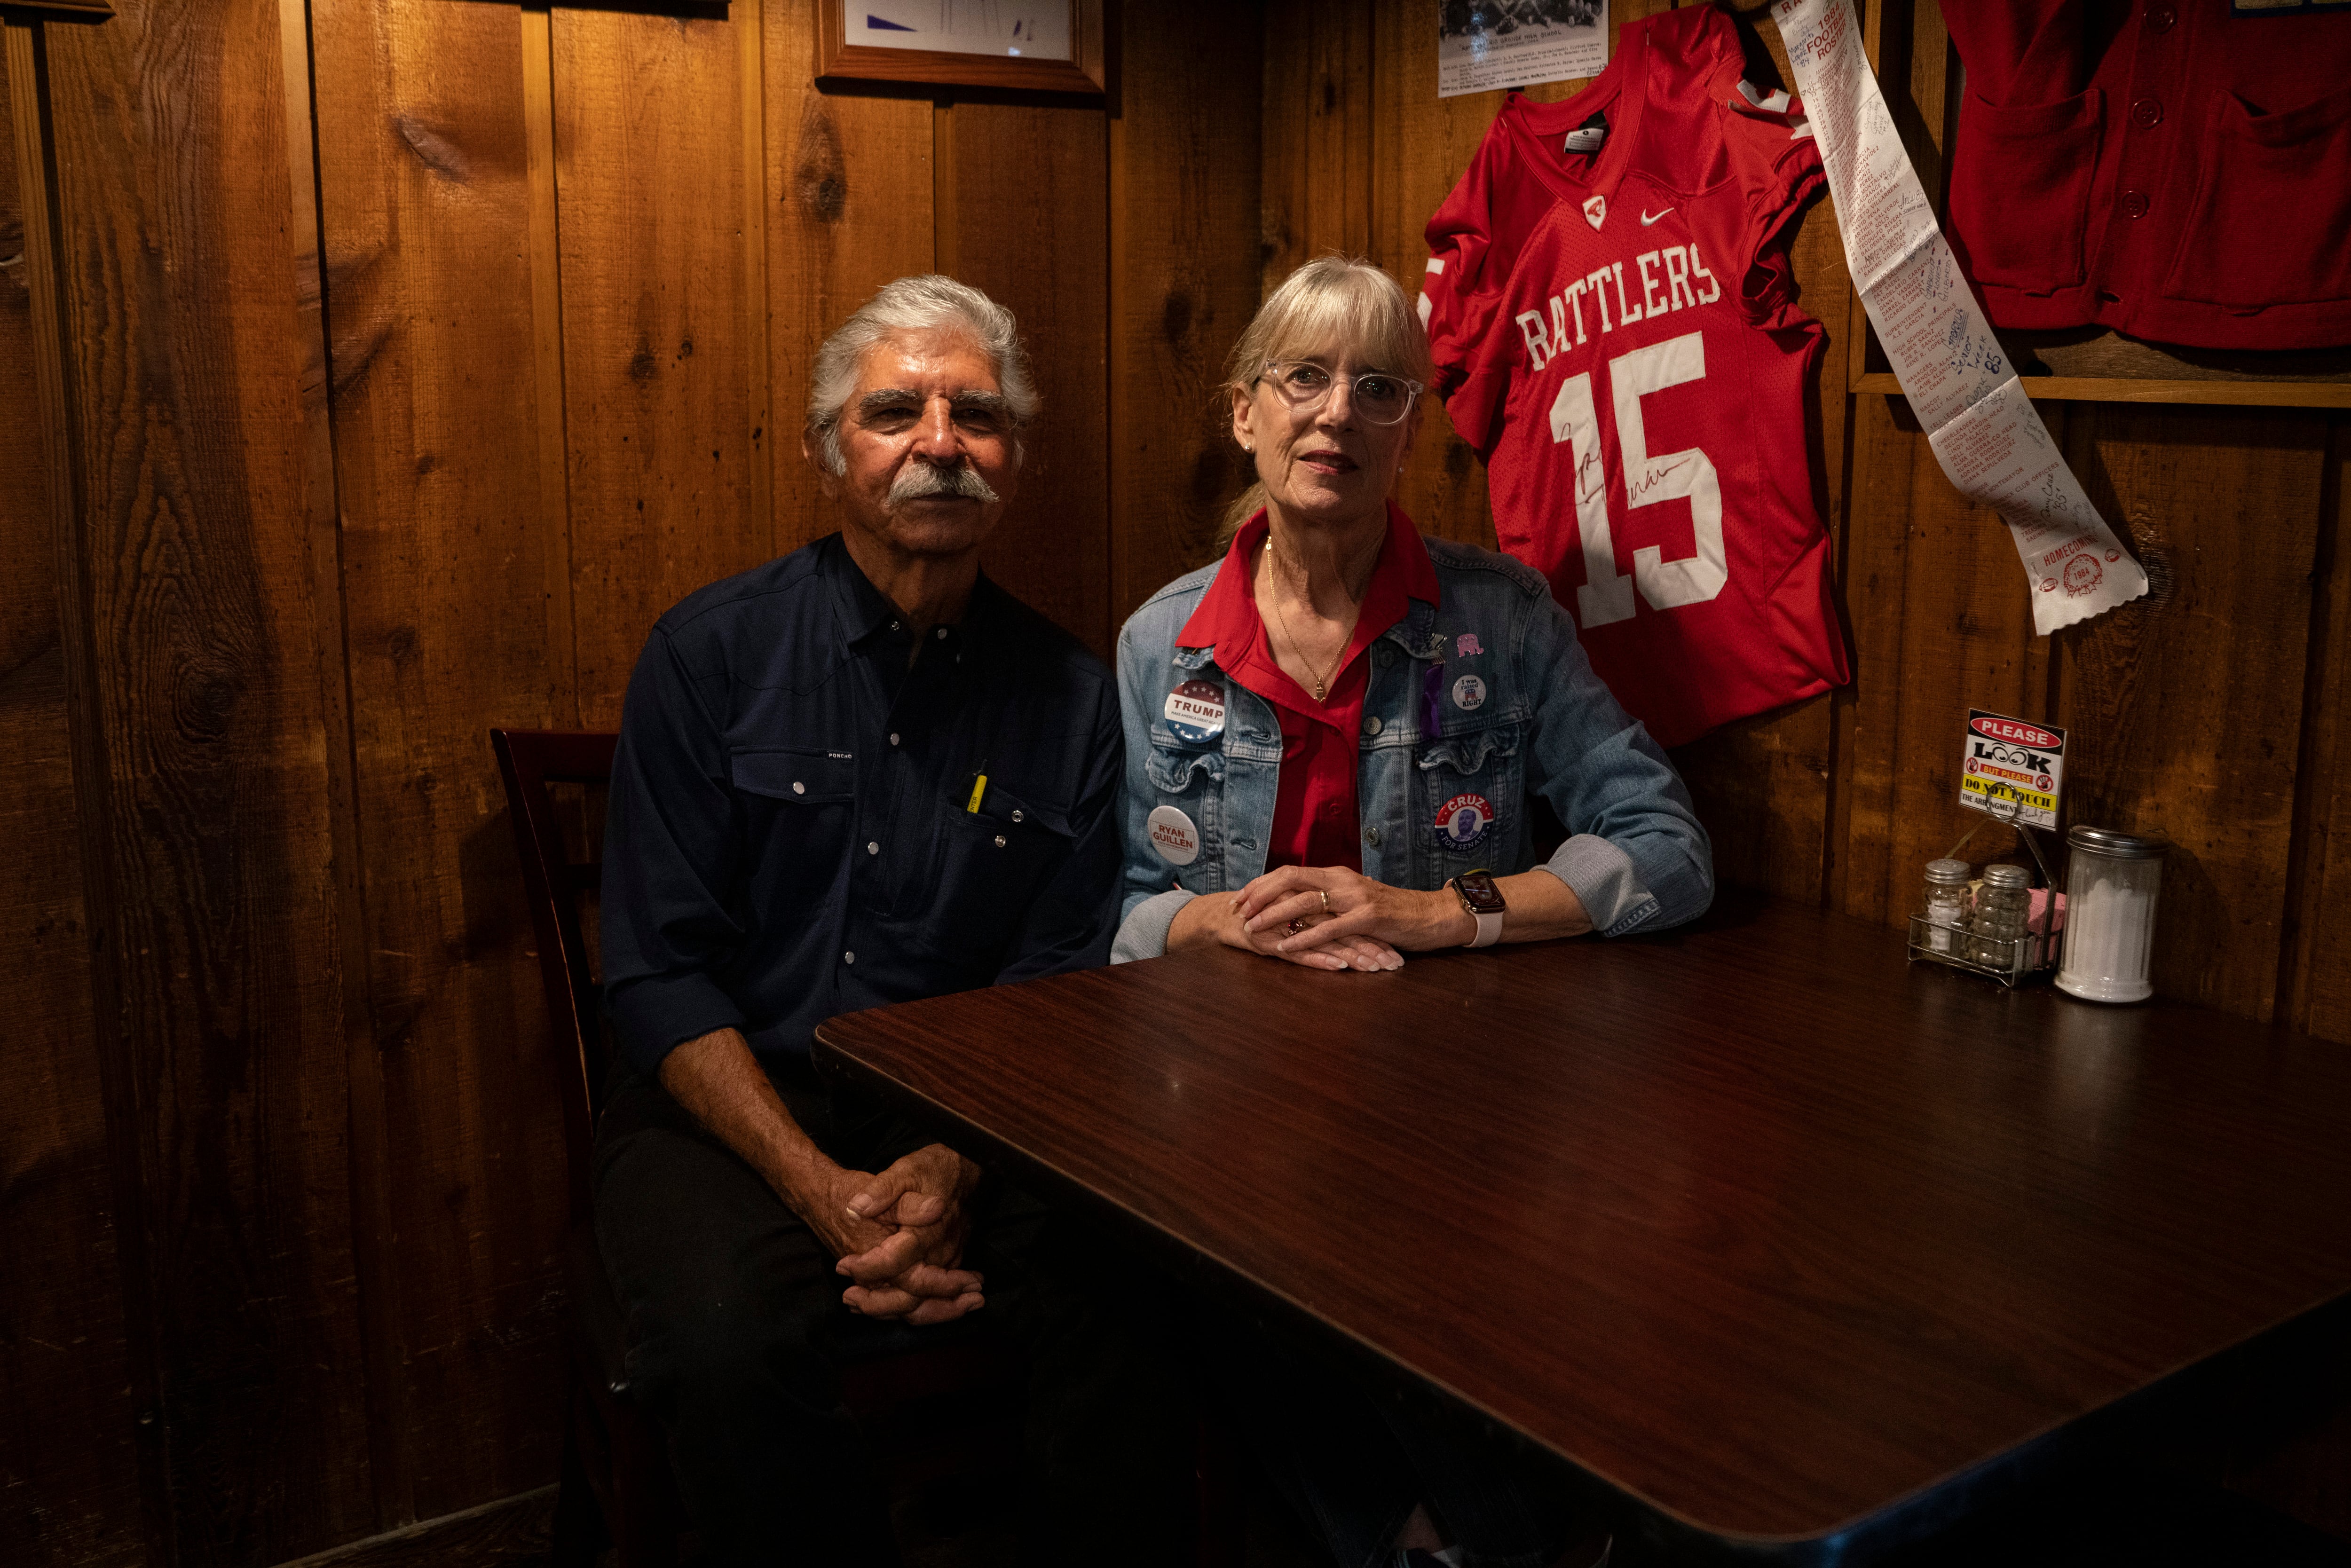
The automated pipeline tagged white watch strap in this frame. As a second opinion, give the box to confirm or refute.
[1467,908,1503,948]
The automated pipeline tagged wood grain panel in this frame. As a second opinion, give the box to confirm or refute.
[946,98,1111,656]
[1879,412,2052,918]
[0,26,146,1568]
[764,0,933,559]
[41,0,377,1550]
[310,0,573,1524]
[1668,6,1848,906]
[1106,0,1262,608]
[1259,0,1372,298]
[2053,406,2327,1022]
[553,4,763,726]
[1828,392,1917,922]
[2283,419,2350,1045]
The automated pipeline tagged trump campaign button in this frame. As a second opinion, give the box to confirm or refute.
[1162,679,1225,743]
[1434,792,1495,851]
[1147,805,1201,866]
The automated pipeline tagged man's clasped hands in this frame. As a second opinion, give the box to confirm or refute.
[819,1143,988,1325]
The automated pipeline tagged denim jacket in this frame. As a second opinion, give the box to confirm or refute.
[1112,533,1712,961]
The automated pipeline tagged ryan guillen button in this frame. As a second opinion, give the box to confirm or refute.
[1147,804,1201,866]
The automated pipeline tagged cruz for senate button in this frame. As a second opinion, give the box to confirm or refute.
[1434,792,1495,852]
[1162,679,1225,743]
[1146,804,1201,866]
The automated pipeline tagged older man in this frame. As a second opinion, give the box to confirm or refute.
[595,276,1181,1564]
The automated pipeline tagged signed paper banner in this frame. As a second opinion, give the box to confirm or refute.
[1773,0,2148,633]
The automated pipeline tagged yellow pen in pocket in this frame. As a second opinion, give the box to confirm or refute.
[966,772,987,813]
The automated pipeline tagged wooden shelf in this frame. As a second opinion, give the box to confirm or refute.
[1854,372,2351,409]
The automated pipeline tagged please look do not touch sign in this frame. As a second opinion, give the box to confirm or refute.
[1960,709,2067,830]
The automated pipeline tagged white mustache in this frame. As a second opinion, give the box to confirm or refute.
[887,459,1000,508]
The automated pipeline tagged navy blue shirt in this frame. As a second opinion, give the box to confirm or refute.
[602,533,1124,1074]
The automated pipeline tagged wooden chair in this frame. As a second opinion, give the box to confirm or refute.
[491,728,1026,1567]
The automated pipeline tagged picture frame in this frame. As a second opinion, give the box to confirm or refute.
[817,0,1104,96]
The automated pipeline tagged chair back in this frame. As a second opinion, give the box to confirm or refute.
[492,728,620,1225]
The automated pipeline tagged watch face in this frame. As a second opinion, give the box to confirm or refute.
[1455,871,1507,915]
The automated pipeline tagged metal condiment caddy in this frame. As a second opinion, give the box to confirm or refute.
[1905,796,2063,986]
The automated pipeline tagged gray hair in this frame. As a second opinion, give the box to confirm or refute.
[805,275,1041,475]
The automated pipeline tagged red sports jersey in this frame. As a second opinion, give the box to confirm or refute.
[1420,6,1849,748]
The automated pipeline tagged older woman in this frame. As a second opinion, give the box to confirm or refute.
[1112,255,1710,972]
[1112,258,1708,1567]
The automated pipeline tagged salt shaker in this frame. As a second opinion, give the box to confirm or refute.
[1920,859,1972,955]
[1970,864,2031,972]
[2056,827,2163,1003]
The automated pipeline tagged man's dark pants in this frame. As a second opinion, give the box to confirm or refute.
[593,1053,1190,1566]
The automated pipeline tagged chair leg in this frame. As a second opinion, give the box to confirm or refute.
[550,1397,608,1568]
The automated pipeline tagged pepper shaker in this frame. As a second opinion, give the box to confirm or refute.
[1971,864,2031,973]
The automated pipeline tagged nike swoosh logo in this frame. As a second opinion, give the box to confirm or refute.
[1641,207,1673,225]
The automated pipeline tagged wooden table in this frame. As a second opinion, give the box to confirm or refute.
[813,897,2351,1561]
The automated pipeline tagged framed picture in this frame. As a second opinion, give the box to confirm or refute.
[817,0,1104,96]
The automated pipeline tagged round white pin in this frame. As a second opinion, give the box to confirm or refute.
[1452,673,1487,711]
[1146,804,1201,866]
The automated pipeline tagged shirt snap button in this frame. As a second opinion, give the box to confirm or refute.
[2130,97,2162,129]
[1365,825,1382,847]
[1365,716,1384,736]
[994,834,1007,848]
[2122,190,2150,220]
[844,951,855,964]
[935,627,948,639]
[889,733,900,746]
[2145,4,2175,32]
[866,841,879,855]
[792,781,805,795]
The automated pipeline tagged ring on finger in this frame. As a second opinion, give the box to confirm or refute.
[1318,888,1331,914]
[1286,916,1307,937]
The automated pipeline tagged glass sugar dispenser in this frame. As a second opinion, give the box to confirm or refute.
[2055,826,2164,1003]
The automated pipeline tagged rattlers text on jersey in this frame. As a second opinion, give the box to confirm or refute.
[1421,6,1849,749]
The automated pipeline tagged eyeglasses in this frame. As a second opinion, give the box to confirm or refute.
[1256,361,1423,426]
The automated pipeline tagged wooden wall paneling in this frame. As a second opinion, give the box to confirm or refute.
[1867,413,2055,926]
[736,0,771,557]
[1355,0,1674,552]
[0,23,147,1567]
[40,0,378,1549]
[2051,407,2327,1023]
[1259,0,1371,298]
[946,99,1111,657]
[1365,0,1491,551]
[309,0,576,1525]
[1664,6,1850,907]
[764,0,934,558]
[1106,0,1262,608]
[1827,392,1914,922]
[2282,419,2350,1044]
[552,4,763,725]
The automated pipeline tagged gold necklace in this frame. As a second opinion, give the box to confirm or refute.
[1262,541,1363,701]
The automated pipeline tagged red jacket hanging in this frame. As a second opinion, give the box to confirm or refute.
[1944,1,2351,350]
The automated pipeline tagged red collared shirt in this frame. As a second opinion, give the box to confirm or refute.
[1176,503,1441,873]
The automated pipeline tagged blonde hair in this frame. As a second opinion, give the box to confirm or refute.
[1215,256,1435,552]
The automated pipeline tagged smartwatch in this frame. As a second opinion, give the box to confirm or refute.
[1450,870,1507,949]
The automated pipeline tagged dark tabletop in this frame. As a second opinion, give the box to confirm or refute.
[812,897,2351,1552]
